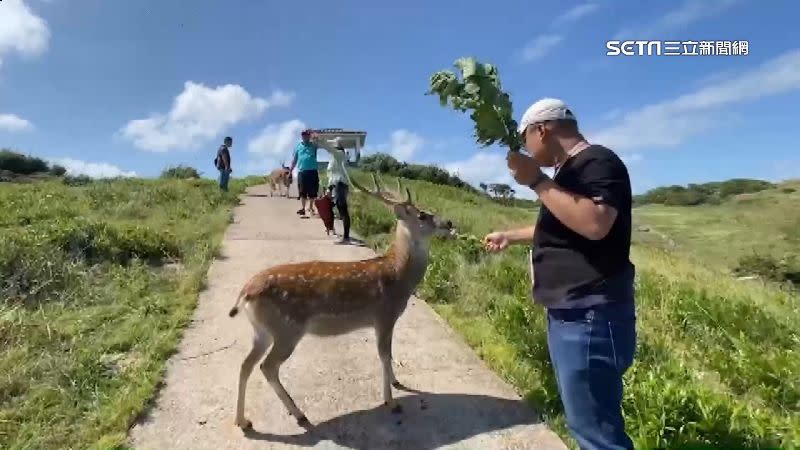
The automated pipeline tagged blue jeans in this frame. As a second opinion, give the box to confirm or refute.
[547,298,637,450]
[218,169,230,192]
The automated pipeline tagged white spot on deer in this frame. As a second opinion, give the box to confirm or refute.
[282,291,289,300]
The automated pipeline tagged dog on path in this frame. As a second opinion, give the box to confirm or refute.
[266,164,292,197]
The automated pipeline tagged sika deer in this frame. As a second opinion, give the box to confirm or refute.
[266,162,292,197]
[229,174,455,430]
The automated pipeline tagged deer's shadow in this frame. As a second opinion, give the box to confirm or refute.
[243,387,542,450]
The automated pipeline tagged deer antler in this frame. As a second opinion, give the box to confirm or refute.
[396,177,412,204]
[350,173,404,206]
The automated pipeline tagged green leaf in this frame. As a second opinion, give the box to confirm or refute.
[427,57,522,152]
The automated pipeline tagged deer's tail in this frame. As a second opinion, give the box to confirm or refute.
[228,291,247,318]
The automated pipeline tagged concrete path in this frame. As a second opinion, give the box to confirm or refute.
[128,184,566,450]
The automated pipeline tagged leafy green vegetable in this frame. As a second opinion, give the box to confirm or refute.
[427,57,522,152]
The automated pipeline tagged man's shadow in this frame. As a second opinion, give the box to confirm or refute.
[242,385,543,450]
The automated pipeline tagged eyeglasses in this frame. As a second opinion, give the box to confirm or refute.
[521,121,554,144]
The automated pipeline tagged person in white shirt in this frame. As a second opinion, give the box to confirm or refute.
[312,136,354,244]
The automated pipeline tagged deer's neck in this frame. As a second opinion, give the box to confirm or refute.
[385,221,430,290]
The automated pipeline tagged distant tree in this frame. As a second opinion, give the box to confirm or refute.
[160,165,201,179]
[635,178,776,206]
[0,149,49,174]
[487,183,515,203]
[357,152,478,193]
[62,174,93,186]
[49,164,67,176]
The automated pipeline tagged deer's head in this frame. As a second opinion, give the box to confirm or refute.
[351,174,455,241]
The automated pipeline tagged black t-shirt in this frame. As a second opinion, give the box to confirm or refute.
[531,144,635,309]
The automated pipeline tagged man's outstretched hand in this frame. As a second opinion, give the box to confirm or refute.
[483,231,510,252]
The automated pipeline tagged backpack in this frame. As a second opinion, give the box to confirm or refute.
[213,145,226,169]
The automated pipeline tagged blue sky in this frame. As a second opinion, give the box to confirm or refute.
[1,0,799,197]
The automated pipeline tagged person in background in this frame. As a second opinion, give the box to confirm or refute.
[290,129,319,216]
[313,136,353,244]
[215,136,233,192]
[483,98,636,450]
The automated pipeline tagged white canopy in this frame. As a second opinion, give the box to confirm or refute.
[311,128,367,163]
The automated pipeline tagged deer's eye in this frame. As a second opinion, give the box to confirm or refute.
[417,212,428,220]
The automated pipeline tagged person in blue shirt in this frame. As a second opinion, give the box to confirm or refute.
[289,129,320,216]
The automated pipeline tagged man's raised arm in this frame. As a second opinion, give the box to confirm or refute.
[289,144,298,172]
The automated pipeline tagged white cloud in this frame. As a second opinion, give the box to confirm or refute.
[554,3,600,25]
[518,34,564,63]
[588,49,800,151]
[52,157,137,178]
[120,82,293,152]
[363,129,425,161]
[0,0,50,67]
[444,150,538,199]
[445,151,508,186]
[386,129,424,161]
[0,113,33,131]
[614,0,741,39]
[246,118,306,169]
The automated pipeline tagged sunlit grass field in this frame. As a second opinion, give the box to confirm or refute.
[1,171,797,449]
[0,176,262,449]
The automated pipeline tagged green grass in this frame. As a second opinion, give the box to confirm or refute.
[3,171,798,449]
[0,176,261,450]
[347,170,800,449]
[633,179,800,272]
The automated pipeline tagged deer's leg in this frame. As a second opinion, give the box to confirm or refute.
[375,322,403,414]
[235,329,271,429]
[259,332,309,426]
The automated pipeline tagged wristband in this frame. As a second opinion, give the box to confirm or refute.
[529,171,549,190]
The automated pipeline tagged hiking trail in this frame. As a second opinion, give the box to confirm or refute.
[128,184,566,450]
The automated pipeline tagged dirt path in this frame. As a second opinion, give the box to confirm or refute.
[128,184,566,450]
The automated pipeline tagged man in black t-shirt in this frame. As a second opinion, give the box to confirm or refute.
[483,98,636,450]
[215,136,233,192]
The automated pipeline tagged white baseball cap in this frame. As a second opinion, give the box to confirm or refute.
[517,98,577,134]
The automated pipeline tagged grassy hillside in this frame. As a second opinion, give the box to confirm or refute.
[2,168,797,449]
[347,170,800,449]
[633,179,800,276]
[0,176,261,450]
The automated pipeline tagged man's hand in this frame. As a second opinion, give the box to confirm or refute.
[483,231,510,252]
[507,150,542,186]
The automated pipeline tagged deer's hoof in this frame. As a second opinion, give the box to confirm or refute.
[391,381,403,389]
[236,419,253,430]
[297,415,311,427]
